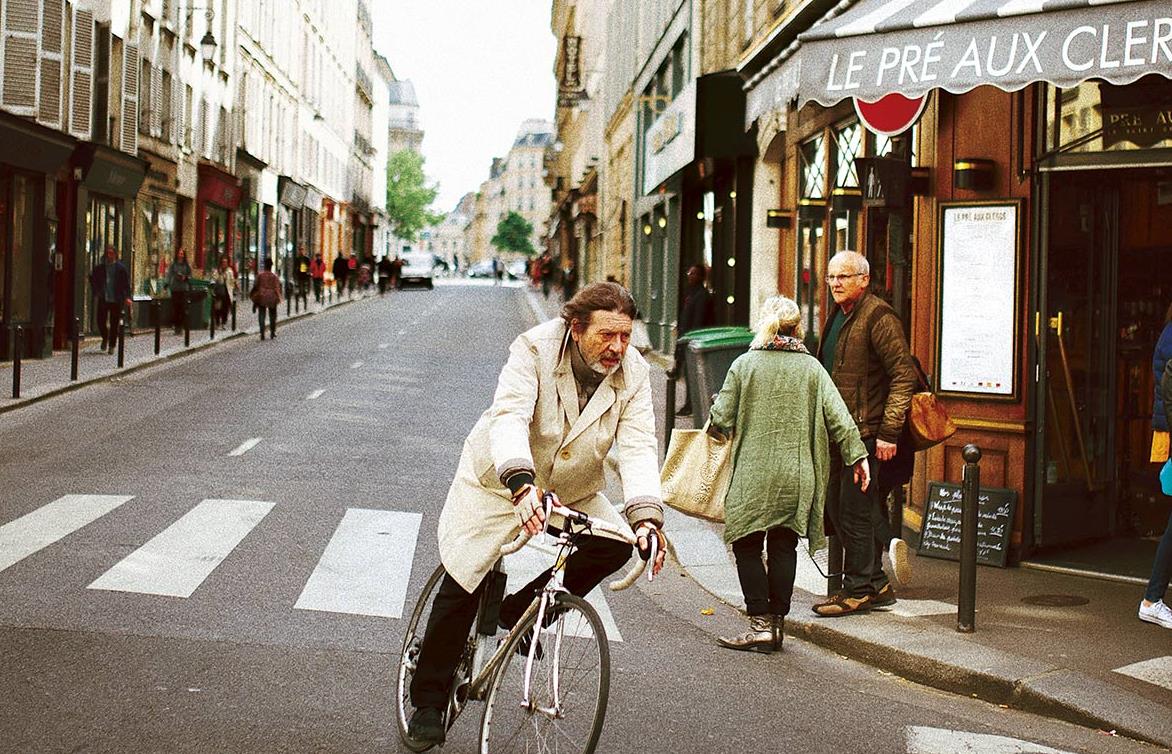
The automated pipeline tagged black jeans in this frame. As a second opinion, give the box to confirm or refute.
[256,306,277,338]
[312,279,323,302]
[170,291,187,331]
[410,532,631,710]
[96,301,122,348]
[732,526,799,617]
[826,439,890,598]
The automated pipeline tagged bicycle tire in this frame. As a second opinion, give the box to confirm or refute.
[395,563,448,753]
[478,593,610,754]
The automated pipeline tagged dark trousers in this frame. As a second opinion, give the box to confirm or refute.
[732,526,799,617]
[170,291,188,332]
[410,532,631,710]
[257,306,277,338]
[214,294,231,325]
[1145,509,1172,603]
[96,301,122,348]
[312,279,323,302]
[826,439,890,598]
[378,278,388,295]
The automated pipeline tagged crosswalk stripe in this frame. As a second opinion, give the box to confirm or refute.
[228,438,262,456]
[294,509,422,618]
[504,539,624,642]
[906,726,1072,753]
[0,494,134,574]
[88,499,274,597]
[1113,655,1172,692]
[306,389,326,400]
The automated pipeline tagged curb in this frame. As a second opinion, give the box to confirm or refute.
[0,295,366,416]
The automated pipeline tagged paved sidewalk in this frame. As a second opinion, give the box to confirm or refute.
[0,289,372,415]
[522,285,1172,748]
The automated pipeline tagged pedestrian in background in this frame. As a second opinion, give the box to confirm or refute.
[250,259,282,340]
[210,255,237,327]
[1141,308,1172,629]
[671,264,715,417]
[814,251,918,617]
[166,248,192,334]
[492,256,503,286]
[332,254,349,300]
[310,253,326,303]
[539,252,554,298]
[378,256,393,295]
[89,245,131,355]
[708,296,869,653]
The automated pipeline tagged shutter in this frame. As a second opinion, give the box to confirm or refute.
[120,41,139,153]
[68,7,93,139]
[170,72,181,144]
[2,0,40,115]
[150,63,162,136]
[37,0,65,128]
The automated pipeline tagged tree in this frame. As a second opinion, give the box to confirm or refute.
[385,150,443,242]
[491,211,536,256]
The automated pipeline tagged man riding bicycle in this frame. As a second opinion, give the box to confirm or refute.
[407,281,668,746]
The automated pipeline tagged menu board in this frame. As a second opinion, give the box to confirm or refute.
[918,482,1017,568]
[938,203,1019,397]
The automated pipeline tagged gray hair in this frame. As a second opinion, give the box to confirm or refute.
[751,296,804,348]
[828,250,870,275]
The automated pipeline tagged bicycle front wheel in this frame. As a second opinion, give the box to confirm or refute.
[396,563,447,752]
[478,593,610,754]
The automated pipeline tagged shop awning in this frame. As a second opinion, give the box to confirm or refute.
[747,0,1172,122]
[797,0,1171,106]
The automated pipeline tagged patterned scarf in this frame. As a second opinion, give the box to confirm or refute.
[754,334,809,354]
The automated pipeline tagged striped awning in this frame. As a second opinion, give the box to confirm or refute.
[746,0,1172,120]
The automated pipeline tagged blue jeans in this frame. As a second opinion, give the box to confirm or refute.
[1145,509,1172,603]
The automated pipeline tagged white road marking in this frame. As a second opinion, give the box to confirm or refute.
[0,494,134,574]
[889,599,957,618]
[88,499,275,597]
[378,343,389,350]
[350,361,364,369]
[397,330,406,335]
[906,726,1072,753]
[294,509,422,618]
[1114,656,1172,692]
[504,538,624,642]
[306,389,326,400]
[228,438,262,456]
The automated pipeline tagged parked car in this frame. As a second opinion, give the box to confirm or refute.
[398,251,435,289]
[506,259,528,280]
[467,260,495,278]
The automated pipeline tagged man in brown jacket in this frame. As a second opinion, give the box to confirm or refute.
[814,251,918,617]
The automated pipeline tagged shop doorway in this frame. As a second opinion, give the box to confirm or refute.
[1034,168,1172,576]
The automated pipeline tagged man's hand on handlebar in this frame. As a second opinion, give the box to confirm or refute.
[511,483,548,535]
[634,521,666,576]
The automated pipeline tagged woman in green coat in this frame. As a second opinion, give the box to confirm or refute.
[708,296,869,653]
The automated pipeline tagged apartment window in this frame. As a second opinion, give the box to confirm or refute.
[671,36,686,97]
[161,71,173,142]
[183,85,193,149]
[139,59,152,135]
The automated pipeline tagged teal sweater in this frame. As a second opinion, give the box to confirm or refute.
[709,348,867,548]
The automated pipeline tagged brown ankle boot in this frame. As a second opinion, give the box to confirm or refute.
[771,615,785,651]
[717,615,774,654]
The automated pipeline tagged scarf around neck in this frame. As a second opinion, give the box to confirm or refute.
[754,334,809,354]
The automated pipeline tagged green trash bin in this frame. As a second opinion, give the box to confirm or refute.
[185,279,212,330]
[680,326,754,426]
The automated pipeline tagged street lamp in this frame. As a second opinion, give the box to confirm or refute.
[186,6,217,64]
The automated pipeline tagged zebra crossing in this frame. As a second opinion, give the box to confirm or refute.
[0,493,625,639]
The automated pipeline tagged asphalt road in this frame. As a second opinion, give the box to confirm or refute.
[0,285,1155,753]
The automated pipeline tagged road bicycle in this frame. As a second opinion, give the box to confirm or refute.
[395,493,657,753]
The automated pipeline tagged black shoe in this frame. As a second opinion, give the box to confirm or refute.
[407,706,445,746]
[676,404,693,417]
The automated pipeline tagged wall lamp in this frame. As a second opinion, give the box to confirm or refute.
[186,6,218,64]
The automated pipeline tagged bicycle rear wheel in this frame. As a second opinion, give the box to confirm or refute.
[478,594,609,754]
[396,563,447,752]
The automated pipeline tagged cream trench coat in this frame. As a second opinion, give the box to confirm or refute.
[438,318,664,592]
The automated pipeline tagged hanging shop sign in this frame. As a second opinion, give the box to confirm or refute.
[936,201,1021,399]
[642,81,696,195]
[558,35,588,108]
[853,92,928,137]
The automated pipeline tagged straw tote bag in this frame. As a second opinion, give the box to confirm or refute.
[906,358,957,451]
[660,420,732,523]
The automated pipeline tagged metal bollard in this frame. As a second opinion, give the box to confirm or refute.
[286,288,292,317]
[11,325,22,398]
[209,305,216,340]
[70,317,80,381]
[117,319,126,368]
[231,300,237,331]
[663,374,676,454]
[957,444,982,633]
[153,300,161,355]
[183,301,191,347]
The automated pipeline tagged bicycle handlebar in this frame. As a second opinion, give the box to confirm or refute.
[498,497,656,590]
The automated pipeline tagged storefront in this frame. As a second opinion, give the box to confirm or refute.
[196,163,242,275]
[279,176,307,264]
[74,143,147,341]
[743,0,1172,574]
[0,112,76,359]
[134,152,180,298]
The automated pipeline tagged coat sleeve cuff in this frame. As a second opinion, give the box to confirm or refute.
[497,459,535,490]
[623,496,664,529]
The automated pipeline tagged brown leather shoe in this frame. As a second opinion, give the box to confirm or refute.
[812,592,873,617]
[871,583,897,610]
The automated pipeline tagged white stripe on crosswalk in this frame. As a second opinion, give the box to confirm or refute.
[906,726,1072,753]
[1113,655,1172,692]
[228,438,262,456]
[88,499,274,597]
[0,494,134,574]
[294,509,422,618]
[504,538,624,642]
[306,389,326,400]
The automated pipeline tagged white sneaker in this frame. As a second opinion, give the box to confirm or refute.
[1138,599,1172,629]
[888,538,912,586]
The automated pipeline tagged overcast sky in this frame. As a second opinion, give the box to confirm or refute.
[373,2,557,213]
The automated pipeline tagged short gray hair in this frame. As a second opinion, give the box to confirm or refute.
[829,250,870,275]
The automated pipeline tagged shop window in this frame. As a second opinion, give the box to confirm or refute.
[203,205,229,272]
[834,121,862,189]
[9,174,35,322]
[138,199,176,295]
[800,135,826,199]
[1044,76,1172,156]
[84,195,123,331]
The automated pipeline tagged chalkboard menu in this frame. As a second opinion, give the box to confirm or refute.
[918,482,1017,567]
